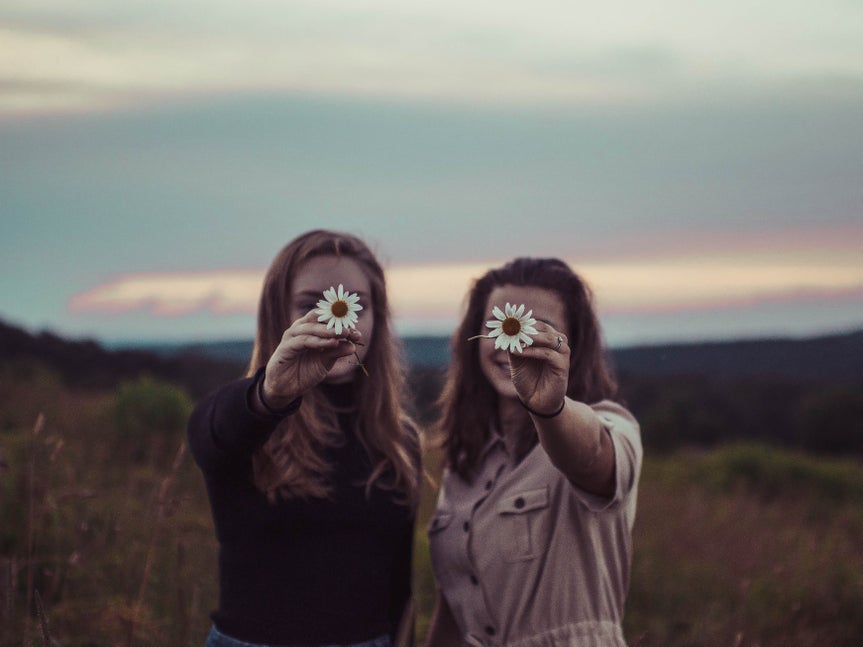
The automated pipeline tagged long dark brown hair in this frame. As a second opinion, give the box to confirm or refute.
[248,230,419,504]
[438,257,618,479]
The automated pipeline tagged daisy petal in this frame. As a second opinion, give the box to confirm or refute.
[492,305,505,320]
[522,324,538,336]
[334,319,343,335]
[488,328,503,338]
[515,304,525,318]
[486,320,502,328]
[326,317,336,330]
[337,284,345,300]
[324,288,337,302]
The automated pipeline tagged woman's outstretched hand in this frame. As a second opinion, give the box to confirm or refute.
[508,321,570,416]
[260,310,362,408]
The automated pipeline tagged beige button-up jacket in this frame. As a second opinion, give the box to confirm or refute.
[428,401,642,647]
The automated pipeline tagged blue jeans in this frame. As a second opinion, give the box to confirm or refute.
[205,625,391,647]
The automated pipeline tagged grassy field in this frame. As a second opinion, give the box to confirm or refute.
[624,446,863,646]
[2,372,862,646]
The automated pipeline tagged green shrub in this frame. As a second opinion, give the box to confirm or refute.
[697,443,863,505]
[113,376,192,466]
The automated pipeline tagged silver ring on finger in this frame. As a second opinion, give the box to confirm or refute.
[555,336,563,352]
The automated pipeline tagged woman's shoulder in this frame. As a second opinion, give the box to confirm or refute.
[590,399,639,431]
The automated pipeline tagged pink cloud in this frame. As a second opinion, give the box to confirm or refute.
[67,245,863,326]
[68,269,264,316]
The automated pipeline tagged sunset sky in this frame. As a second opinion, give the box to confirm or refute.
[2,0,862,347]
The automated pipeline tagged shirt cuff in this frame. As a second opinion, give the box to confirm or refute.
[248,366,303,419]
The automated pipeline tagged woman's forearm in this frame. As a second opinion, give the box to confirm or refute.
[532,399,616,497]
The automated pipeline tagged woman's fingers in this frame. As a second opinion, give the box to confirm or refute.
[510,330,567,364]
[517,344,565,363]
[279,333,358,358]
[526,321,567,351]
[282,315,363,345]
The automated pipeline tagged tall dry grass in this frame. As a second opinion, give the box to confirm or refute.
[126,441,188,647]
[625,446,863,646]
[2,366,862,646]
[0,370,216,646]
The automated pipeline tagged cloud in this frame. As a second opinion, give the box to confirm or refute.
[586,254,863,312]
[2,0,862,115]
[68,250,863,331]
[68,270,265,316]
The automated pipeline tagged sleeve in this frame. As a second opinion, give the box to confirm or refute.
[186,367,301,473]
[571,400,643,512]
[388,515,416,643]
[388,420,422,642]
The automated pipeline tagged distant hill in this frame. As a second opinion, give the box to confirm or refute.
[3,318,862,453]
[0,319,245,398]
[2,318,861,395]
[611,331,863,381]
[127,335,453,370]
[138,329,863,382]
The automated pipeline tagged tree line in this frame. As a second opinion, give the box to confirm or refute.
[2,318,861,456]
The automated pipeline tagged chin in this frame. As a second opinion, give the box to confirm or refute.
[488,379,518,400]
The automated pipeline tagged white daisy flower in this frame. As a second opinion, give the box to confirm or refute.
[485,302,538,353]
[315,284,363,335]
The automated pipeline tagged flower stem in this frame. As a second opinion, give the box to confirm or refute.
[354,352,370,376]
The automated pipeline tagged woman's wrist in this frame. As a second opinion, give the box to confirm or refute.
[518,396,566,419]
[251,368,302,417]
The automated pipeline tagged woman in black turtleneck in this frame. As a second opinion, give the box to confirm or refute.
[188,230,421,647]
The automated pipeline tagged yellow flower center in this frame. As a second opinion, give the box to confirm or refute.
[502,317,521,336]
[331,300,349,318]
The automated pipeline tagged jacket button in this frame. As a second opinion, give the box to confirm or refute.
[514,497,525,509]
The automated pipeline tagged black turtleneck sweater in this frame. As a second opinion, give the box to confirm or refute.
[187,371,417,645]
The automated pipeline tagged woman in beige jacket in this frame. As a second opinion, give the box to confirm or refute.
[426,257,642,647]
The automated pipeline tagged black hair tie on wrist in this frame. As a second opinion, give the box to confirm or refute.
[518,397,566,419]
[256,369,302,417]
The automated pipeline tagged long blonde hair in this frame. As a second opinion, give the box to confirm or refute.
[248,230,419,504]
